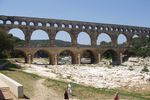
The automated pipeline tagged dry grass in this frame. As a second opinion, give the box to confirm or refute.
[0,63,40,99]
[43,78,149,100]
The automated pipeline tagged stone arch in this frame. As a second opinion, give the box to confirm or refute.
[81,50,96,64]
[33,49,51,65]
[14,21,19,25]
[6,20,12,24]
[55,31,72,46]
[11,49,27,63]
[68,24,73,28]
[101,49,120,65]
[21,21,27,26]
[46,23,50,27]
[61,23,66,28]
[57,50,75,65]
[30,29,50,47]
[132,34,140,38]
[54,23,58,27]
[8,28,25,47]
[38,22,42,27]
[0,20,4,24]
[29,22,34,26]
[131,33,140,46]
[8,28,25,40]
[117,33,127,46]
[97,33,112,46]
[77,32,91,46]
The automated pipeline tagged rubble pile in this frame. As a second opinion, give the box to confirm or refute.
[22,57,150,89]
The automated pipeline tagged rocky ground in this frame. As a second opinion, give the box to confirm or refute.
[15,57,150,89]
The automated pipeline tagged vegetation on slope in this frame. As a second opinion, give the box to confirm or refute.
[128,37,150,57]
[0,28,14,58]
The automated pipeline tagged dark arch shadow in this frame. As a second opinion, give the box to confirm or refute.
[33,50,50,65]
[122,50,130,62]
[11,49,27,63]
[101,49,120,65]
[81,50,96,64]
[58,50,75,65]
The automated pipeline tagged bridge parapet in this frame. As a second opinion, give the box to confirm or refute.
[0,15,150,35]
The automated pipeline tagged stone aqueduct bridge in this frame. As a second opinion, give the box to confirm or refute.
[0,15,150,65]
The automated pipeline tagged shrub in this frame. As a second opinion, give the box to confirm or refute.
[141,66,149,72]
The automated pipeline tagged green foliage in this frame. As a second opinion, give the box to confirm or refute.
[141,66,149,72]
[0,29,14,58]
[128,37,150,57]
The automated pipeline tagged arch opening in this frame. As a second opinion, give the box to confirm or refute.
[55,31,71,47]
[81,50,95,64]
[132,34,139,39]
[8,28,25,47]
[38,22,42,27]
[0,20,4,24]
[117,34,127,46]
[77,32,91,46]
[14,21,19,25]
[33,50,50,65]
[6,20,11,24]
[21,21,26,26]
[10,50,27,63]
[30,30,50,47]
[101,50,119,65]
[131,34,140,47]
[97,33,111,47]
[46,23,50,27]
[58,50,74,65]
[29,22,34,26]
[122,50,130,62]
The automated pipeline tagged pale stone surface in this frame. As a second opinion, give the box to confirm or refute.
[19,57,150,89]
[0,73,24,98]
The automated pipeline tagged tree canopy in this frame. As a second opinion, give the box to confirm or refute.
[0,28,14,58]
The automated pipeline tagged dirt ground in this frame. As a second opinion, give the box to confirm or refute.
[31,79,62,100]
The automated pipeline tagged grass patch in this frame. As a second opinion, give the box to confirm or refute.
[0,59,7,64]
[0,62,40,98]
[43,78,150,100]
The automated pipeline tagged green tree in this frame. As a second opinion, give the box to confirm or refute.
[0,29,14,58]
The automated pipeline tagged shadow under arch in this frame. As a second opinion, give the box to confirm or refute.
[11,49,27,63]
[81,50,96,64]
[101,49,120,65]
[122,50,130,62]
[33,49,51,65]
[57,50,75,65]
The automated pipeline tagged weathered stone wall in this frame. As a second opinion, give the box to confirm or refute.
[0,15,150,65]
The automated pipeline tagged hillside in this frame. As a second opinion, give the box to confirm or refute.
[12,36,150,57]
[12,36,88,47]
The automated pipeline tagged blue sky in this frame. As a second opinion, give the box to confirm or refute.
[0,0,150,44]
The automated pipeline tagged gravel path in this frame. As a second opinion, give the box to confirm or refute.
[31,79,62,100]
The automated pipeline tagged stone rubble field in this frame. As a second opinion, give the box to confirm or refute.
[19,57,150,89]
